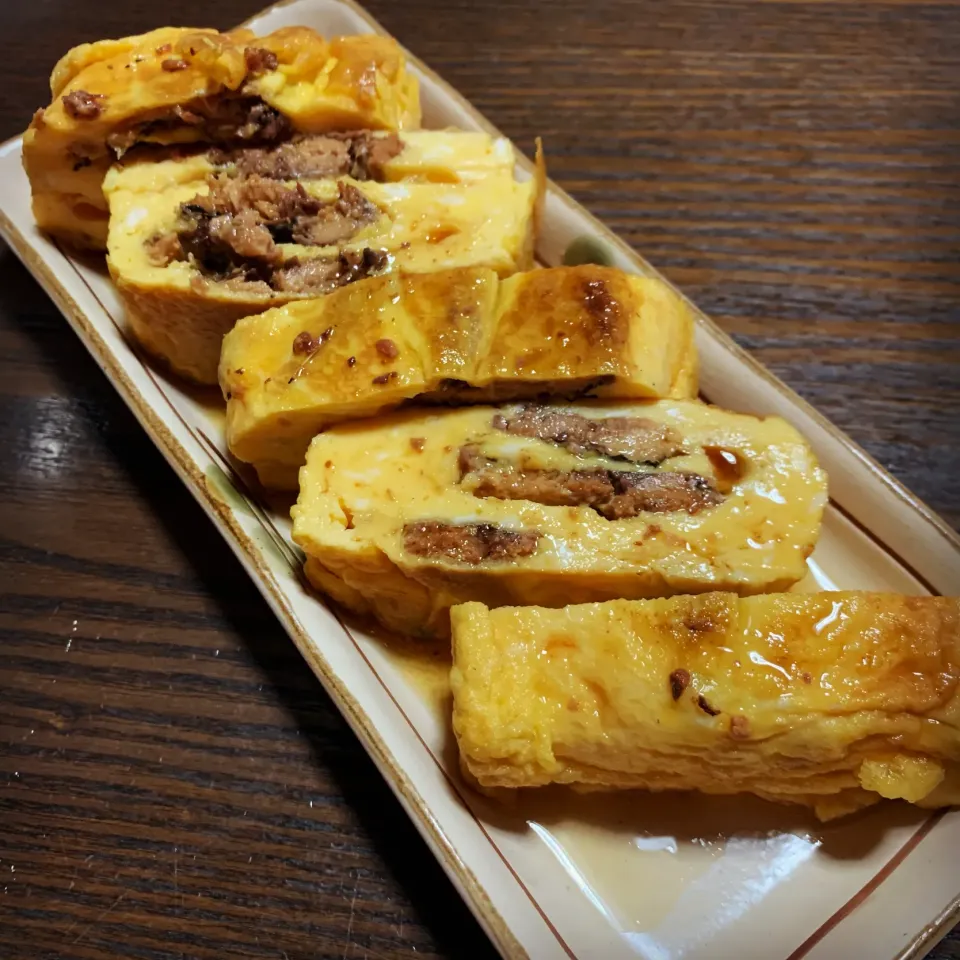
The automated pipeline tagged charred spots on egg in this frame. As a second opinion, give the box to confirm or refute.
[244,47,279,74]
[292,327,333,356]
[375,338,399,360]
[637,523,662,546]
[696,695,721,717]
[684,612,715,634]
[729,715,751,740]
[668,669,690,701]
[372,371,398,386]
[580,277,625,346]
[292,331,314,355]
[62,90,105,120]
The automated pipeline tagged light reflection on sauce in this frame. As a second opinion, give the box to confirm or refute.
[524,791,823,953]
[621,833,818,957]
[814,599,846,634]
[748,650,793,682]
[790,556,839,593]
[754,484,787,505]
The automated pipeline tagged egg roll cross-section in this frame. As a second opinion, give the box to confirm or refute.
[291,400,827,638]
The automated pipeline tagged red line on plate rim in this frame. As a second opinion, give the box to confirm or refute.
[784,810,945,960]
[827,497,940,597]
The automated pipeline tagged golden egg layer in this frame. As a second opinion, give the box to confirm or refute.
[23,26,421,249]
[221,265,697,489]
[291,400,827,638]
[450,593,960,819]
[104,153,538,383]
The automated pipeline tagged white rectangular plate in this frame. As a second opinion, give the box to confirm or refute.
[2,2,959,957]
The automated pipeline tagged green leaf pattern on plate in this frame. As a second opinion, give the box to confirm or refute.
[205,464,303,577]
[205,463,253,517]
[563,235,616,267]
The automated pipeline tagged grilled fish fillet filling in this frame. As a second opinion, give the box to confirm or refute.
[492,406,684,464]
[459,450,723,520]
[105,95,292,157]
[403,521,542,563]
[209,130,404,181]
[145,169,392,294]
[454,407,724,522]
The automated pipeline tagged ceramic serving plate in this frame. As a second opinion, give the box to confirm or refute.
[2,1,959,957]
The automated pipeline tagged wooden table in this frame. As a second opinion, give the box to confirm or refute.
[1,1,957,957]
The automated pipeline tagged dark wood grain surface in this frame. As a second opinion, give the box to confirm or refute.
[1,1,958,957]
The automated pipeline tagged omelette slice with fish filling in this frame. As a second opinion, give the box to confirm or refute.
[23,26,421,250]
[291,400,827,638]
[221,264,697,489]
[450,593,960,821]
[105,153,538,383]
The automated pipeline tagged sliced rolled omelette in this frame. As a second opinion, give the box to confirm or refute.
[221,265,697,489]
[105,150,537,383]
[290,400,827,638]
[23,26,421,250]
[450,593,960,820]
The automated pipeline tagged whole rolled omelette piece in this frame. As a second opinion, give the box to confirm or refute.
[450,593,960,820]
[23,26,421,250]
[291,400,828,638]
[221,264,697,489]
[104,153,538,383]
